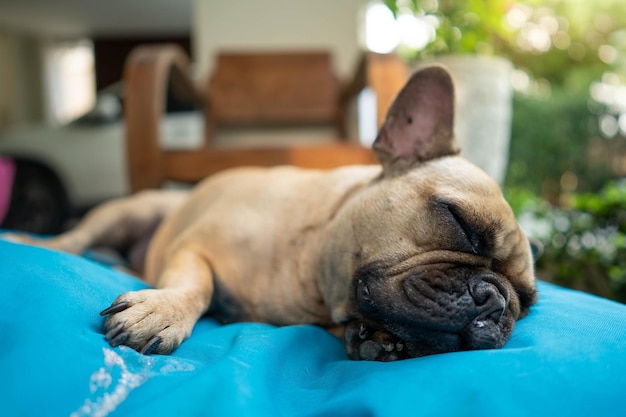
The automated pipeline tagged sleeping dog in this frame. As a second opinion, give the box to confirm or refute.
[5,65,536,361]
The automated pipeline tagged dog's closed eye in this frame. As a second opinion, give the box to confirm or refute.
[437,201,484,256]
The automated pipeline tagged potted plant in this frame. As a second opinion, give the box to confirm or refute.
[377,0,517,184]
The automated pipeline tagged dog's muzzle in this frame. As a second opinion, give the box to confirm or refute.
[350,265,516,359]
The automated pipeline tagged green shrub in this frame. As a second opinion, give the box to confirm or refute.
[514,181,626,302]
[505,89,619,202]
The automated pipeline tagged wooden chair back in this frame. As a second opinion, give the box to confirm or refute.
[208,52,340,126]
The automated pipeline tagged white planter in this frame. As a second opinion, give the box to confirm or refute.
[425,55,513,185]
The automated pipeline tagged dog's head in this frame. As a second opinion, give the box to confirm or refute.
[339,65,536,361]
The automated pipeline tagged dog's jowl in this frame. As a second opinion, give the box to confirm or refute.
[4,65,536,361]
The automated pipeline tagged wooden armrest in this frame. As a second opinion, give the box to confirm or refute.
[124,44,203,192]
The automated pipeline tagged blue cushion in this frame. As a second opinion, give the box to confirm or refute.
[2,239,626,417]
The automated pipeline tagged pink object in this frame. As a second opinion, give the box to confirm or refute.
[0,157,16,224]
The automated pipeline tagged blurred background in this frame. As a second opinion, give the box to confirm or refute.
[0,0,625,301]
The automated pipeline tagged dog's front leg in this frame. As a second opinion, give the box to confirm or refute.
[1,190,186,256]
[100,247,214,354]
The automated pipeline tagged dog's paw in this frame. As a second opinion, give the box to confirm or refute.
[344,321,409,362]
[100,289,196,355]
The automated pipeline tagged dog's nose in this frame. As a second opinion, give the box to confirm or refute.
[468,275,508,323]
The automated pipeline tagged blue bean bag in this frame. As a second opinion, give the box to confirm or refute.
[2,238,626,417]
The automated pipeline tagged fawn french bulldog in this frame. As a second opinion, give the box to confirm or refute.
[5,65,536,361]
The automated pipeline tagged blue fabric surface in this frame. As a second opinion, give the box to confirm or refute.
[2,238,626,417]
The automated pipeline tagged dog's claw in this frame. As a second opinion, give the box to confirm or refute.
[100,301,130,316]
[358,323,371,339]
[140,336,162,355]
[109,331,131,347]
[104,322,125,341]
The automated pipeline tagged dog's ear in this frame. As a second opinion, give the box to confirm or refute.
[373,65,458,175]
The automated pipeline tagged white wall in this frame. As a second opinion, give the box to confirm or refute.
[192,0,368,80]
[0,32,45,127]
[0,33,15,128]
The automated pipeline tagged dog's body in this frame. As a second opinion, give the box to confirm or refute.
[6,66,536,361]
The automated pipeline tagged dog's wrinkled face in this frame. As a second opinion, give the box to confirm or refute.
[343,157,537,360]
[340,65,536,361]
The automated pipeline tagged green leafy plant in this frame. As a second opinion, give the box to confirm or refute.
[515,181,626,303]
[382,0,513,58]
[506,87,616,203]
